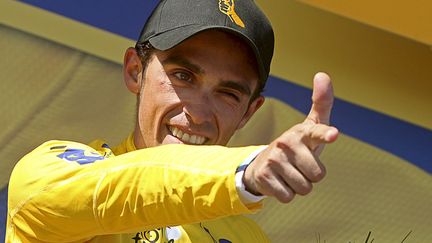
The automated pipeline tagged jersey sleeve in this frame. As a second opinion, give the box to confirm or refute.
[7,140,265,242]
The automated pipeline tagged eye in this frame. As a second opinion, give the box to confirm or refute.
[173,71,192,83]
[220,90,240,102]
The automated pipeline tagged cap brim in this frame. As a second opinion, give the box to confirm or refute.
[147,24,210,50]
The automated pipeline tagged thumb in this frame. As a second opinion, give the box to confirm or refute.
[304,72,334,125]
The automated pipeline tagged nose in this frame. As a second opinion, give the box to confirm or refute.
[183,100,213,125]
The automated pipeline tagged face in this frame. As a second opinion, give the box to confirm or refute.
[124,30,265,148]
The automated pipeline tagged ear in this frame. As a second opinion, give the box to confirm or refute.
[236,95,265,129]
[123,47,144,94]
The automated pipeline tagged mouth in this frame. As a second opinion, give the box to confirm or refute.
[168,125,208,145]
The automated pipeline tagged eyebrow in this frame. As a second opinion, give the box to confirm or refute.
[162,55,204,74]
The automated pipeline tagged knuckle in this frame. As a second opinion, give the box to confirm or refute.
[256,170,272,184]
[277,135,299,150]
[266,158,279,168]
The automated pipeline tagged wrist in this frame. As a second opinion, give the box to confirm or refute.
[242,165,262,196]
[235,146,267,204]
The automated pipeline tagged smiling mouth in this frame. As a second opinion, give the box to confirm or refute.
[168,126,207,145]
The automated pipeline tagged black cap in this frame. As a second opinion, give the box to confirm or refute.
[138,0,274,87]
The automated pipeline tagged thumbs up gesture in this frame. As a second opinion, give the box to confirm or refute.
[243,72,339,203]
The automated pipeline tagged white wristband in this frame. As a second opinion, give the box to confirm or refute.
[235,147,267,204]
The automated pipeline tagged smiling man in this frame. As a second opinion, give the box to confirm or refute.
[127,30,264,148]
[6,0,338,242]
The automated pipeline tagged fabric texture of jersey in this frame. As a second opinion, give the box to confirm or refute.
[6,134,269,242]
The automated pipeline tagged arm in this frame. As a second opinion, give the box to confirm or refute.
[8,141,264,242]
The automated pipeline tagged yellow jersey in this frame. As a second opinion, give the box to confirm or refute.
[7,134,269,242]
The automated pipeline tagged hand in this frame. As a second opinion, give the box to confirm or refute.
[243,72,339,203]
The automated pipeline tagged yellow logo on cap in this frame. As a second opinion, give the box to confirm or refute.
[218,0,245,28]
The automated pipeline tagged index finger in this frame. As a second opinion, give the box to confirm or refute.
[302,123,339,151]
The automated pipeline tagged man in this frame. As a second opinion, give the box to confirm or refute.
[7,0,338,242]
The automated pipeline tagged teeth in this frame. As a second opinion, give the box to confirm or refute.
[190,135,197,144]
[171,127,177,136]
[182,133,190,141]
[177,130,183,138]
[168,126,206,145]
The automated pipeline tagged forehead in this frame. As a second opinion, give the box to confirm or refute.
[155,30,260,87]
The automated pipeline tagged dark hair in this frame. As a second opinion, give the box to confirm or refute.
[135,41,155,74]
[134,41,263,101]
